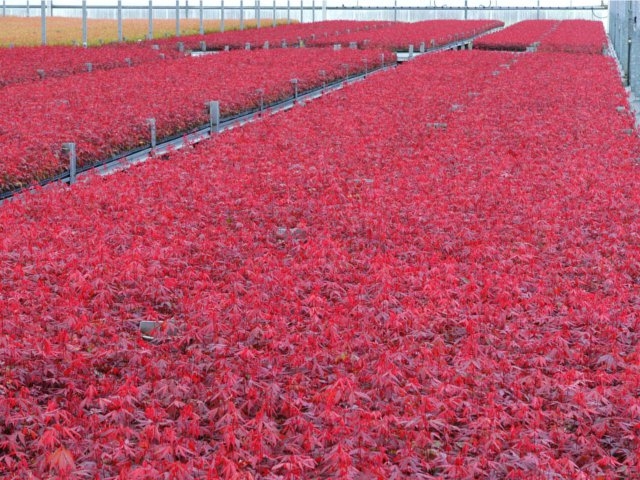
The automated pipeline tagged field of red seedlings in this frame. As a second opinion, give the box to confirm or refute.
[474,19,558,51]
[475,19,607,54]
[0,47,389,192]
[2,10,640,473]
[151,20,391,51]
[0,43,186,88]
[538,19,608,54]
[306,19,503,50]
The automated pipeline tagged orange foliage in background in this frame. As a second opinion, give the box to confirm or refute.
[0,16,293,46]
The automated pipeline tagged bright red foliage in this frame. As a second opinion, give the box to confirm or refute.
[306,19,503,50]
[0,46,389,191]
[0,45,639,478]
[475,20,559,51]
[0,43,186,87]
[538,20,608,54]
[151,19,393,51]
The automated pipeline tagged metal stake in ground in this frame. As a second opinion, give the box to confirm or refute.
[256,89,265,115]
[319,69,327,90]
[63,143,77,185]
[291,78,299,101]
[208,101,220,133]
[147,118,156,149]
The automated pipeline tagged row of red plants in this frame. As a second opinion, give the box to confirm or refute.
[1,47,639,478]
[0,20,389,88]
[150,19,393,52]
[0,42,186,88]
[0,47,390,192]
[474,19,559,51]
[306,19,503,50]
[538,19,608,54]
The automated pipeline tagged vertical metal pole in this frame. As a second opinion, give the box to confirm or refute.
[257,89,264,114]
[464,0,468,20]
[64,143,77,185]
[627,0,633,86]
[82,0,87,46]
[26,0,30,18]
[3,0,5,18]
[312,0,315,22]
[176,0,180,37]
[240,0,244,30]
[287,0,290,24]
[148,118,156,148]
[117,0,123,42]
[393,0,397,22]
[148,0,153,40]
[256,0,260,28]
[209,101,220,133]
[272,0,276,27]
[536,0,540,20]
[300,0,303,23]
[41,0,46,45]
[220,0,224,32]
[322,0,326,21]
[199,0,203,34]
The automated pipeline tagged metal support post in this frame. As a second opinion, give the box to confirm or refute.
[627,1,633,87]
[256,0,260,28]
[220,0,225,32]
[63,143,77,185]
[82,0,87,46]
[117,0,123,42]
[40,0,46,45]
[208,101,220,133]
[240,0,244,30]
[199,0,204,34]
[176,0,180,37]
[257,89,264,115]
[147,118,157,149]
[148,0,154,39]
